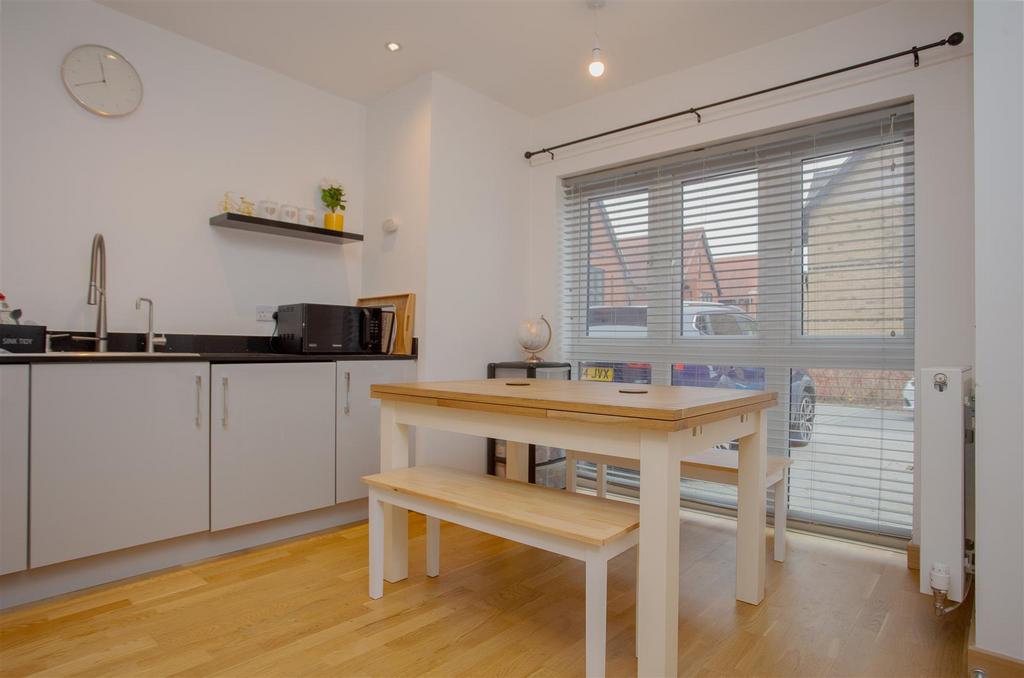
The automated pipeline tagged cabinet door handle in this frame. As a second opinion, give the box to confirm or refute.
[195,375,202,428]
[221,376,229,428]
[344,371,351,415]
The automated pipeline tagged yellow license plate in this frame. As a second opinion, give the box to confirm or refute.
[583,367,614,382]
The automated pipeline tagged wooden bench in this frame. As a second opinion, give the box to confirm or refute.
[565,449,792,562]
[362,465,639,678]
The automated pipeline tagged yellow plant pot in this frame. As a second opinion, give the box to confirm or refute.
[324,212,344,232]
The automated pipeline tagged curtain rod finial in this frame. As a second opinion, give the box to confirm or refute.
[947,32,964,46]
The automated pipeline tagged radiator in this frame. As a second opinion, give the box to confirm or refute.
[919,367,975,602]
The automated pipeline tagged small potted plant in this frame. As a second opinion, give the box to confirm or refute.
[320,178,347,231]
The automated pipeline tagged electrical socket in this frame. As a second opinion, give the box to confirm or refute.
[256,306,276,322]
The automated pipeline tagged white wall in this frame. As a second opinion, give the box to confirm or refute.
[973,0,1023,660]
[423,72,529,384]
[362,73,432,333]
[419,73,529,470]
[525,0,975,543]
[363,72,530,470]
[1,0,365,336]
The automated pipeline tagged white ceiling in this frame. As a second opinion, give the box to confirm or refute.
[100,0,883,116]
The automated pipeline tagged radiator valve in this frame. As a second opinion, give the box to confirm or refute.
[929,562,959,617]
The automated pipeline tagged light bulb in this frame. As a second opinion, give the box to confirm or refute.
[589,47,605,77]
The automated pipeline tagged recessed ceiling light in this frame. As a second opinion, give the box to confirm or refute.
[385,41,401,52]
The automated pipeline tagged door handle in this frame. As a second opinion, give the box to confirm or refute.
[221,376,229,428]
[195,375,202,428]
[344,371,351,415]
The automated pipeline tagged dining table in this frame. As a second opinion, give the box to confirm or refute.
[370,378,777,677]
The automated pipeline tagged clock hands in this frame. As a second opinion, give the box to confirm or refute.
[97,53,107,84]
[73,79,106,87]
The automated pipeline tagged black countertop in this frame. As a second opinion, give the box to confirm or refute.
[198,352,415,364]
[0,331,417,364]
[0,352,415,365]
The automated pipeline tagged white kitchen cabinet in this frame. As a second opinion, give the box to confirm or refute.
[0,365,29,574]
[336,360,417,503]
[30,362,210,568]
[211,362,336,531]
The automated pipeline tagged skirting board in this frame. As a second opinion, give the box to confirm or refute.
[969,644,1024,678]
[968,612,1024,678]
[0,500,367,610]
[907,542,920,570]
[968,610,1024,678]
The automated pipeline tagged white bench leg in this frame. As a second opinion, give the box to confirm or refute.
[426,516,440,577]
[596,463,607,499]
[773,470,788,563]
[566,450,577,492]
[368,489,384,600]
[585,555,607,678]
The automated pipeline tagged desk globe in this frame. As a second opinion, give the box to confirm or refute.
[517,315,552,364]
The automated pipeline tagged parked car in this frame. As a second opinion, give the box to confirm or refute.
[582,302,816,446]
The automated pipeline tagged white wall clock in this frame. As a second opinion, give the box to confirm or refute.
[61,44,142,117]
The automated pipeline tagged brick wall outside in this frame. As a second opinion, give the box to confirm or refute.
[807,368,913,409]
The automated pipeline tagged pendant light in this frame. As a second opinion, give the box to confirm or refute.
[589,39,605,77]
[587,0,605,78]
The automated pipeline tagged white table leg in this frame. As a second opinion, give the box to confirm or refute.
[774,469,788,563]
[585,554,608,678]
[380,401,410,583]
[506,441,530,482]
[637,429,680,678]
[736,410,767,604]
[368,488,384,599]
[426,516,440,577]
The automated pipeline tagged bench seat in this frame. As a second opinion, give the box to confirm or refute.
[363,465,639,677]
[363,465,638,546]
[566,448,793,561]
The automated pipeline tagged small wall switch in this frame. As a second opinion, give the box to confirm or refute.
[256,306,276,322]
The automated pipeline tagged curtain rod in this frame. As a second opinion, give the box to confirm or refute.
[524,31,964,161]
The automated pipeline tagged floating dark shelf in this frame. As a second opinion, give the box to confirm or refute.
[210,212,363,244]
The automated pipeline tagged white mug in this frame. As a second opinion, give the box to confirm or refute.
[257,200,279,220]
[279,204,299,223]
[298,208,317,227]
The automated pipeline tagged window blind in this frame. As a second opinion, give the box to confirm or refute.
[562,104,915,538]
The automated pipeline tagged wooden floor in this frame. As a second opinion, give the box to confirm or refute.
[0,510,970,677]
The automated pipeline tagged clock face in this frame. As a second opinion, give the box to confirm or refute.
[61,45,142,117]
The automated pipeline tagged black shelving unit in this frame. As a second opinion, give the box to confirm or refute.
[210,212,363,245]
[486,361,571,486]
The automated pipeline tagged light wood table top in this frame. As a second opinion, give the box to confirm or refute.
[363,465,639,546]
[371,378,777,431]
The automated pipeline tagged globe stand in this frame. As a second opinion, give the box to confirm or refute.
[519,315,552,365]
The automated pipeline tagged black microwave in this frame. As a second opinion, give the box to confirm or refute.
[276,304,382,354]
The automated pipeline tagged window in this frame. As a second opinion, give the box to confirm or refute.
[583,191,652,337]
[802,145,911,337]
[588,266,606,306]
[562,104,915,540]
